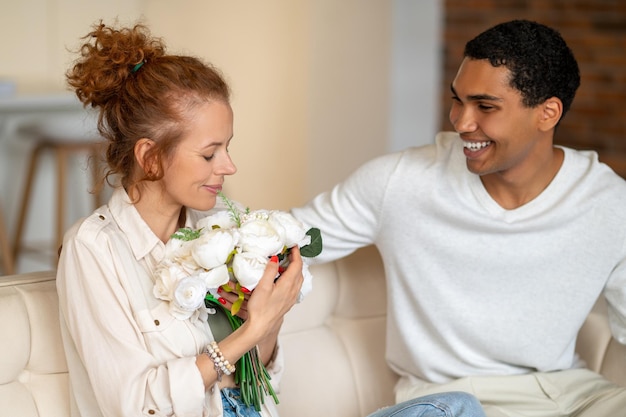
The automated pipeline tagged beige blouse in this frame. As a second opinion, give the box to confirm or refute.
[57,188,283,417]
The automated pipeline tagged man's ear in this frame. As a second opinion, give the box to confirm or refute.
[134,138,157,175]
[538,97,563,132]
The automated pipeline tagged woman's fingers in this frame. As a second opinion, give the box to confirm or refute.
[217,249,305,331]
[249,250,303,316]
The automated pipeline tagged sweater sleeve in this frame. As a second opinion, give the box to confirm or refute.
[605,240,626,345]
[292,152,401,264]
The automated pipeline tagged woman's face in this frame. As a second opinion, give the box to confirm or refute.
[161,100,237,211]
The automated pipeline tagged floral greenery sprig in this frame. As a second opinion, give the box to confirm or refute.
[218,190,249,227]
[152,192,322,411]
[171,227,202,241]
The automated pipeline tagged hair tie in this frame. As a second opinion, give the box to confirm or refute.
[131,61,145,73]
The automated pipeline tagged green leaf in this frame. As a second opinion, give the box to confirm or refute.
[170,227,201,241]
[300,227,323,258]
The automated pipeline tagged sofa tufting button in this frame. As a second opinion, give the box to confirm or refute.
[154,319,160,326]
[98,215,105,220]
[148,410,155,415]
[17,369,31,383]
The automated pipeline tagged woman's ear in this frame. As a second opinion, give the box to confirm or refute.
[134,138,157,176]
[538,97,563,132]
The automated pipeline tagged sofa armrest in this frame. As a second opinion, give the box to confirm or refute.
[576,296,626,387]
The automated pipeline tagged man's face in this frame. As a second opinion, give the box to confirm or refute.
[449,58,544,179]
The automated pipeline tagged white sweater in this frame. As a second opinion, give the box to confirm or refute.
[292,131,626,384]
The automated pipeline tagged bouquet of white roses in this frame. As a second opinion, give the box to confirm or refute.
[152,192,322,410]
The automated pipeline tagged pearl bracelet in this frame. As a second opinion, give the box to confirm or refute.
[205,341,236,382]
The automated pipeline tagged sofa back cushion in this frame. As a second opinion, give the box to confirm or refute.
[278,246,397,417]
[0,271,70,417]
[1,246,624,417]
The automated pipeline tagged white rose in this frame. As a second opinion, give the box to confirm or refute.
[192,228,238,270]
[170,275,207,320]
[268,210,310,248]
[198,264,230,290]
[238,218,284,257]
[153,261,190,301]
[232,251,268,290]
[196,210,237,230]
[164,236,189,257]
[164,237,196,264]
[241,209,270,222]
[164,236,203,275]
[298,261,314,302]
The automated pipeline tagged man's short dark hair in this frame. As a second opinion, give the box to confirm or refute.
[464,19,580,119]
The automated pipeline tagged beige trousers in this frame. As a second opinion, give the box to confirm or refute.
[395,369,626,417]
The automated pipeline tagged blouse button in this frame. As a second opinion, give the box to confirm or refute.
[154,319,160,326]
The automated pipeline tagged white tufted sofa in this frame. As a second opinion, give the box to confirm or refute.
[1,246,625,417]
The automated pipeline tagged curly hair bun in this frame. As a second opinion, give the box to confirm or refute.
[66,22,165,108]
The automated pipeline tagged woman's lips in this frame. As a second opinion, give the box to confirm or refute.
[204,185,222,194]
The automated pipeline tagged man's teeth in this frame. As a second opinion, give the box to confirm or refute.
[463,141,492,151]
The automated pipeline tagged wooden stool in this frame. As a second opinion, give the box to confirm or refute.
[0,202,14,275]
[12,112,103,267]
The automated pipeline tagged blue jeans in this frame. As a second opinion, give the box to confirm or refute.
[366,392,486,417]
[220,388,262,417]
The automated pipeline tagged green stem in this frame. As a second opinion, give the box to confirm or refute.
[205,295,277,411]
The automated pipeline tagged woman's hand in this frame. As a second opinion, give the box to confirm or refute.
[220,248,304,359]
[247,247,304,363]
[218,248,304,325]
[216,281,252,320]
[196,248,304,388]
[250,247,303,329]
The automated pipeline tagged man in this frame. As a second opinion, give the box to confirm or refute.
[292,20,626,416]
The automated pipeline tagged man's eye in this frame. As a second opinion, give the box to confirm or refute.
[478,104,494,111]
[203,155,215,161]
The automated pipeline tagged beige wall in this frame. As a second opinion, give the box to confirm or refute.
[0,0,144,92]
[1,0,392,211]
[1,1,442,273]
[143,1,313,210]
[143,0,392,209]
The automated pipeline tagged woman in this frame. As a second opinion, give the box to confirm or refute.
[57,21,486,417]
[57,22,302,417]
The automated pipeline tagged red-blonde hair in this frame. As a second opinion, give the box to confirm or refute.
[66,22,231,201]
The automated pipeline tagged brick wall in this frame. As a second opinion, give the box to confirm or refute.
[442,0,626,177]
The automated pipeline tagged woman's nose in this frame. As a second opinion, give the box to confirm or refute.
[219,154,237,176]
